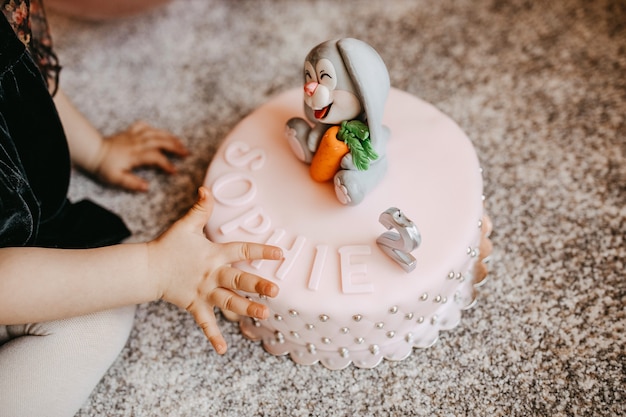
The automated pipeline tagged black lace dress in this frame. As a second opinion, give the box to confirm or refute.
[0,0,129,248]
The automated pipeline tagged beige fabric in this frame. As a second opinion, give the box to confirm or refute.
[0,306,135,417]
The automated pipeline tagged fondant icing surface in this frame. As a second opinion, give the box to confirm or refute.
[204,88,488,369]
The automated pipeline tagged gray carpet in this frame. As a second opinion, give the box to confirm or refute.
[48,0,625,415]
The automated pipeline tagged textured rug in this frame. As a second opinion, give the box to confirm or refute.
[48,0,625,415]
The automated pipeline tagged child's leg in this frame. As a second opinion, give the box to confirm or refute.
[0,305,135,417]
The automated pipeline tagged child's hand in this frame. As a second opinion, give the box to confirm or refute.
[147,187,282,354]
[94,121,189,191]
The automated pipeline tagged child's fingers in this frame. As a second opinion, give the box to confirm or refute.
[208,287,269,320]
[217,267,278,297]
[144,133,189,157]
[221,241,283,264]
[180,187,215,231]
[129,121,189,156]
[129,120,152,133]
[114,171,150,192]
[191,305,227,354]
[135,149,178,174]
[208,334,227,355]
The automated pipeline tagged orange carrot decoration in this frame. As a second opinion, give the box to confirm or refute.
[310,125,348,182]
[310,120,379,182]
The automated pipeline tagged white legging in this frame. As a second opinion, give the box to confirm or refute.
[0,305,136,417]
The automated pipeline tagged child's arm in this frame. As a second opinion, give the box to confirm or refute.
[0,242,154,322]
[53,89,189,191]
[0,187,281,354]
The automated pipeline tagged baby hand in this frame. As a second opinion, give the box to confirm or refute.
[148,187,282,354]
[95,121,189,191]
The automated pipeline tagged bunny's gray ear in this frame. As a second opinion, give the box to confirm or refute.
[337,38,390,149]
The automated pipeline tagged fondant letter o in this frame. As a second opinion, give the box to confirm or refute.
[212,172,257,207]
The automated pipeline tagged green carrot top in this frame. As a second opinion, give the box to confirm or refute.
[337,120,379,171]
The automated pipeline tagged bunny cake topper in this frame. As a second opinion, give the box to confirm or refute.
[285,38,391,206]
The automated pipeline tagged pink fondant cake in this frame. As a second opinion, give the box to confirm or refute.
[203,87,492,369]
